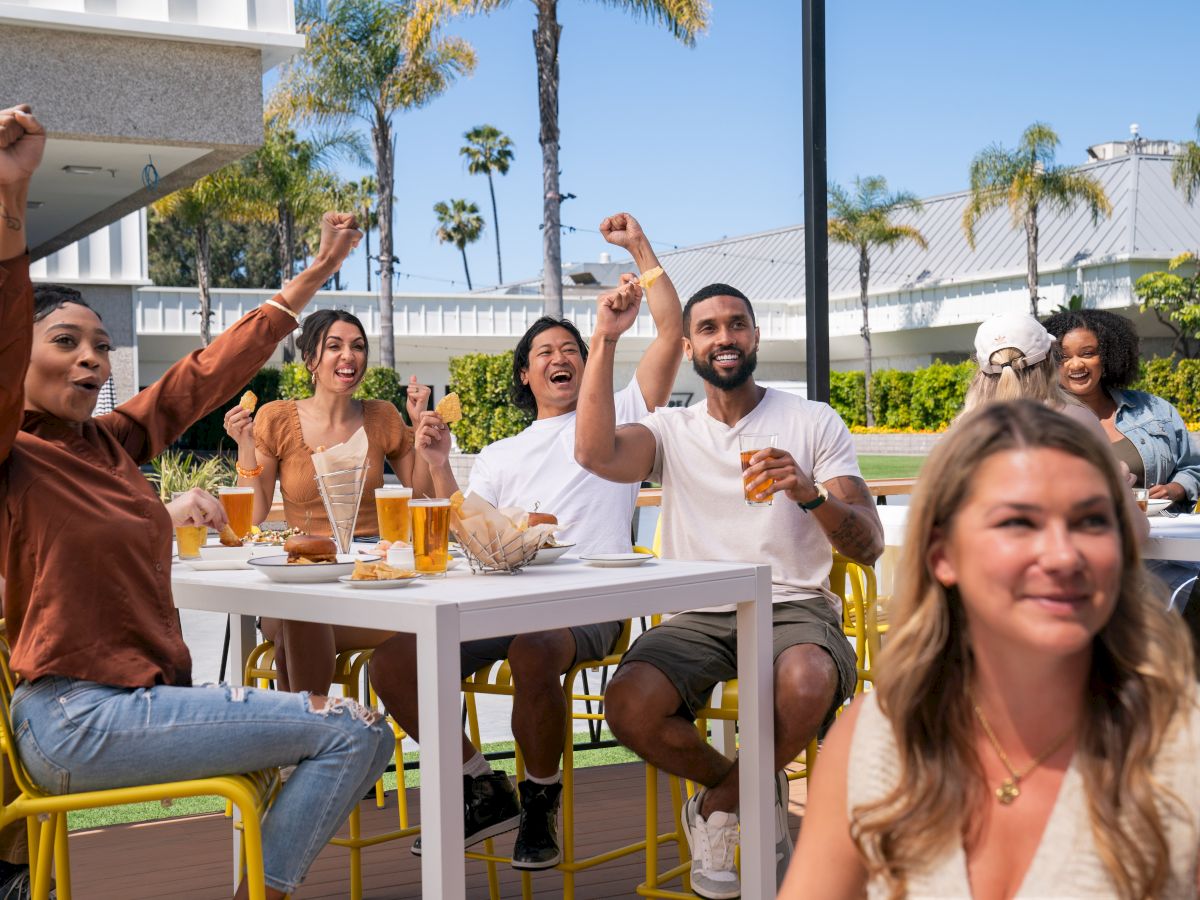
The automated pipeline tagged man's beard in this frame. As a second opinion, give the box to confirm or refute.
[692,348,758,391]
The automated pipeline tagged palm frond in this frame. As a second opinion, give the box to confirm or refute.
[590,0,711,46]
[1039,168,1113,222]
[1172,140,1200,205]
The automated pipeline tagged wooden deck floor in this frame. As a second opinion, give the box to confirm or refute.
[66,761,808,898]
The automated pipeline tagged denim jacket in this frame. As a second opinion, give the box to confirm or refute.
[1112,389,1200,505]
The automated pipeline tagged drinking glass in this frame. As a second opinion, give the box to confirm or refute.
[410,499,451,576]
[739,434,779,507]
[171,491,208,559]
[1133,488,1150,513]
[375,487,413,543]
[218,486,255,541]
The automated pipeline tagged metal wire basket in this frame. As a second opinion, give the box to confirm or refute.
[454,528,541,575]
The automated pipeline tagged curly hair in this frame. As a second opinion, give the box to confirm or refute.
[853,400,1195,900]
[1042,309,1140,390]
[33,284,97,323]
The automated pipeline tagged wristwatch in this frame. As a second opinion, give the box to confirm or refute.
[798,482,828,512]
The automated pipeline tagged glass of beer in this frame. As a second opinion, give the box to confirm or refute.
[739,434,779,507]
[411,499,451,576]
[218,486,255,541]
[375,487,413,543]
[1134,488,1150,513]
[171,491,208,559]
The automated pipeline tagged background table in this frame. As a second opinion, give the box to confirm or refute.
[172,557,774,899]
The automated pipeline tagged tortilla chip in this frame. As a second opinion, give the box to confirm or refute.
[218,523,243,547]
[239,390,257,412]
[435,392,463,424]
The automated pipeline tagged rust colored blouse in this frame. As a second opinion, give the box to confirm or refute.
[0,254,297,688]
[253,399,412,536]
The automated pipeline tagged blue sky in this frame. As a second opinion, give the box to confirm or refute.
[288,0,1200,293]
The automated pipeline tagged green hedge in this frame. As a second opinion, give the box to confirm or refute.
[829,361,974,432]
[174,367,282,453]
[1134,357,1200,425]
[829,371,866,428]
[448,351,532,454]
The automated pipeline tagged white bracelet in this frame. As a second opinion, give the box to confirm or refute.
[264,299,300,323]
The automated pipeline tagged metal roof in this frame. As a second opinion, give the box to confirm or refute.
[652,154,1200,302]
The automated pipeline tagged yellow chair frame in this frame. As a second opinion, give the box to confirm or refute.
[0,638,278,900]
[637,553,881,898]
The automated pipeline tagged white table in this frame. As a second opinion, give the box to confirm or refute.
[876,505,1200,562]
[172,558,775,899]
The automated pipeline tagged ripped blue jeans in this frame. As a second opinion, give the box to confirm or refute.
[10,676,393,893]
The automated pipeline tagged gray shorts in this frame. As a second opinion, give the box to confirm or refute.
[617,596,856,730]
[459,620,624,679]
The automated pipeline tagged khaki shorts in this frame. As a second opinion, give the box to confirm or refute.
[617,596,856,731]
[459,621,624,679]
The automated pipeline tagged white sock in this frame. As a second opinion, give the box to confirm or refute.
[463,751,493,779]
[525,769,562,786]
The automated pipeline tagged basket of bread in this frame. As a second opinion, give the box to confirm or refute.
[450,492,558,574]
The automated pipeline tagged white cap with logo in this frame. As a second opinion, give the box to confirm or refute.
[973,314,1054,374]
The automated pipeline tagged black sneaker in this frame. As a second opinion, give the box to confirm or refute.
[411,771,521,856]
[511,780,562,870]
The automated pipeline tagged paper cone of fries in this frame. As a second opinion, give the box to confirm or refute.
[312,428,369,555]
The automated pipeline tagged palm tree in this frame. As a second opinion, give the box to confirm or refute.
[328,175,381,290]
[963,122,1112,316]
[434,198,484,289]
[828,176,927,426]
[274,0,477,369]
[453,0,709,317]
[152,173,233,346]
[460,124,514,285]
[1172,114,1200,204]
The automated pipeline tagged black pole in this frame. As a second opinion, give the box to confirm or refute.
[802,0,830,403]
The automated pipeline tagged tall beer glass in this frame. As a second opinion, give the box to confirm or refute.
[218,486,255,541]
[410,498,451,576]
[171,491,208,559]
[375,487,413,543]
[739,434,778,507]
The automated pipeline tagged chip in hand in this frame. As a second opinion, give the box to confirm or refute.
[435,392,462,424]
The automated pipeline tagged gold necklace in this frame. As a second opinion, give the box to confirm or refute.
[970,700,1074,805]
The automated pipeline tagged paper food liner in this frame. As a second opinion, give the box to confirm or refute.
[450,491,558,569]
[311,427,369,553]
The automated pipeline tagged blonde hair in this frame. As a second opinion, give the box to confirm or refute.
[962,346,1075,413]
[852,400,1196,899]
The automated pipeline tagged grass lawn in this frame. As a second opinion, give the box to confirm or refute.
[67,732,640,832]
[858,454,925,480]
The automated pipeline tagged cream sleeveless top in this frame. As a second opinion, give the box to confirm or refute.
[848,691,1200,898]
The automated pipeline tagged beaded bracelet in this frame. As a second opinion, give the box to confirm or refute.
[236,463,264,479]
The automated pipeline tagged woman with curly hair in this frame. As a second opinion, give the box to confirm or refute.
[782,401,1200,899]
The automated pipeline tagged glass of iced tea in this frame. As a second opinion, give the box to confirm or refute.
[375,486,413,543]
[218,486,255,541]
[739,434,779,507]
[171,491,208,559]
[410,498,451,576]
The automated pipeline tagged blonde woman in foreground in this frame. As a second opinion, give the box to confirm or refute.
[781,401,1200,899]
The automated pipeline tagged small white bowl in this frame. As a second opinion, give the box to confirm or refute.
[580,552,655,569]
[248,554,372,583]
[179,544,276,571]
[1146,498,1172,517]
[530,543,576,565]
[337,573,423,589]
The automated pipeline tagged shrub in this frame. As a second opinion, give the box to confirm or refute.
[1134,356,1200,425]
[870,368,914,429]
[908,361,974,430]
[829,370,866,427]
[173,367,282,453]
[279,361,314,400]
[448,351,532,454]
[354,366,408,419]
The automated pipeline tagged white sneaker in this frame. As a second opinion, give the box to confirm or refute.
[775,770,794,888]
[680,790,740,900]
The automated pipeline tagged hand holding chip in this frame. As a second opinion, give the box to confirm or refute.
[595,279,643,339]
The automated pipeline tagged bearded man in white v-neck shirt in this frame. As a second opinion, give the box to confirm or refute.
[369,212,684,870]
[574,282,885,899]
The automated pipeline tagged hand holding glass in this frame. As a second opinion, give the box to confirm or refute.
[739,434,778,507]
[171,491,208,559]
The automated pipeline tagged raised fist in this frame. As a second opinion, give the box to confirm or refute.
[317,212,363,268]
[0,105,46,187]
[595,279,643,337]
[599,212,646,250]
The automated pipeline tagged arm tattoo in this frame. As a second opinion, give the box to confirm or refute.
[0,204,18,231]
[821,477,883,564]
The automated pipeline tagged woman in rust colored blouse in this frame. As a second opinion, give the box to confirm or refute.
[0,107,391,900]
[223,310,432,693]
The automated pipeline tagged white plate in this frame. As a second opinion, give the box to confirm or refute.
[531,543,575,565]
[338,574,422,589]
[248,554,373,583]
[178,544,276,571]
[580,552,655,568]
[1146,498,1172,517]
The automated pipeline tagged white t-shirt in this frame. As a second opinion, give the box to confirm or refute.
[467,378,649,556]
[641,388,862,613]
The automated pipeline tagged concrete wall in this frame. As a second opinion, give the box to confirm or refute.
[76,283,139,402]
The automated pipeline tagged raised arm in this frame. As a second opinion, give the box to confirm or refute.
[574,282,658,484]
[103,213,362,463]
[600,213,683,409]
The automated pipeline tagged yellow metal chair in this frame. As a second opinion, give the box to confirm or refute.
[458,619,649,900]
[0,636,279,900]
[636,553,881,898]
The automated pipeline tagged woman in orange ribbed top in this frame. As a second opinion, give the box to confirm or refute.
[224,310,431,693]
